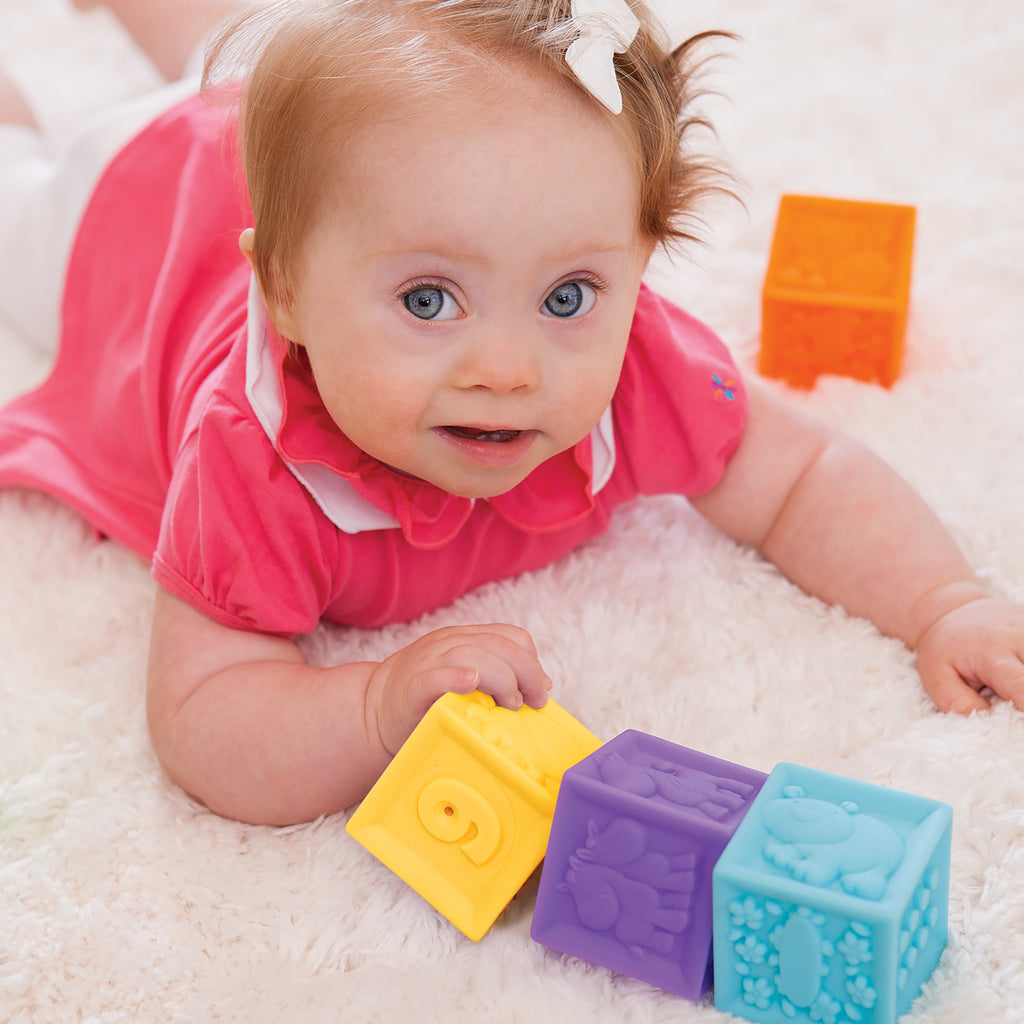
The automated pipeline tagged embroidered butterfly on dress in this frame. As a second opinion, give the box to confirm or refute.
[712,373,738,402]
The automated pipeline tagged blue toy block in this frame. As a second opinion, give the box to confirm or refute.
[531,730,767,998]
[713,763,951,1024]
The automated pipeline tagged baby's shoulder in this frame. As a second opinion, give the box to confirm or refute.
[611,285,747,496]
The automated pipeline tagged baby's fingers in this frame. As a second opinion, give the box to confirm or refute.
[445,636,551,710]
[403,666,481,720]
[919,647,1024,715]
[914,598,1024,715]
[371,624,552,754]
[374,664,480,755]
[920,660,991,715]
[977,650,1024,712]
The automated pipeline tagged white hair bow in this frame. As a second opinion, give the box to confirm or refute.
[564,0,641,114]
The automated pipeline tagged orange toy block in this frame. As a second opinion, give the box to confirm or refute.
[346,690,602,941]
[760,194,916,388]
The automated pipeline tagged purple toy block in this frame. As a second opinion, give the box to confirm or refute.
[531,730,767,998]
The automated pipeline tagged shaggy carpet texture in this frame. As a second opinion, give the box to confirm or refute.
[1,0,1023,1021]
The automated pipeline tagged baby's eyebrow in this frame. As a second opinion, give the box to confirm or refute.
[363,241,639,272]
[364,245,476,264]
[554,243,637,263]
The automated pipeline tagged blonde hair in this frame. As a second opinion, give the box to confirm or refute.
[204,0,730,305]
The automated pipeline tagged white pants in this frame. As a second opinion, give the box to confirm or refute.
[0,3,200,352]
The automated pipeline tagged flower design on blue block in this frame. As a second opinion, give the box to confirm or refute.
[808,990,842,1024]
[729,895,765,930]
[734,935,770,966]
[837,927,873,968]
[846,974,878,1009]
[742,976,774,1010]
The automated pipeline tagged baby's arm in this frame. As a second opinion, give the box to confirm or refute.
[146,589,551,825]
[690,383,1024,714]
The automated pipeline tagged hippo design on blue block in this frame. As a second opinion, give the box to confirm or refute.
[761,786,906,900]
[559,818,698,957]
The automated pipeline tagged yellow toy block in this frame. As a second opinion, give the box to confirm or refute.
[346,690,602,941]
[760,194,916,388]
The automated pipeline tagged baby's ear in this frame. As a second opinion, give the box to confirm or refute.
[239,227,256,263]
[239,229,303,346]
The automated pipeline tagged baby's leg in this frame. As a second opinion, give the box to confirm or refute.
[3,4,164,150]
[0,121,58,352]
[0,75,198,353]
[72,0,243,80]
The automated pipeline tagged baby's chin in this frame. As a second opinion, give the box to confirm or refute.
[378,459,535,499]
[439,469,538,501]
[436,458,563,501]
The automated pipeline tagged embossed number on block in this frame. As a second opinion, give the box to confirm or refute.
[346,691,602,941]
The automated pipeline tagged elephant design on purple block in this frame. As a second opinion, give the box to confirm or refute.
[559,818,698,958]
[596,752,757,821]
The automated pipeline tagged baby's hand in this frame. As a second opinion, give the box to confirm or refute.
[366,623,553,756]
[915,598,1024,714]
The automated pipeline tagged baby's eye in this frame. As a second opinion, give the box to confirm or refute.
[402,286,462,321]
[541,281,597,319]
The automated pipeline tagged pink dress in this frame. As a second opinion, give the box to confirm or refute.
[0,95,748,637]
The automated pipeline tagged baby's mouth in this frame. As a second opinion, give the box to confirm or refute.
[442,425,525,443]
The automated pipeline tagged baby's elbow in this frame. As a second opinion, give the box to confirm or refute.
[146,675,191,793]
[144,657,210,807]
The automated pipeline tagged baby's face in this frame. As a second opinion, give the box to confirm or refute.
[272,71,651,499]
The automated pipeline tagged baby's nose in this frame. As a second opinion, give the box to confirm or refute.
[456,326,541,393]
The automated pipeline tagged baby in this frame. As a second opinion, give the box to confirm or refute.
[0,0,1021,827]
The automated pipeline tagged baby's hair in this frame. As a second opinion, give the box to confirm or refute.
[203,0,732,306]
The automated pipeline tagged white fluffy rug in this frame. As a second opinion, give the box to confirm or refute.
[2,1,1024,1021]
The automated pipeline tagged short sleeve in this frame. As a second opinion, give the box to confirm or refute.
[612,285,747,497]
[152,390,344,638]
